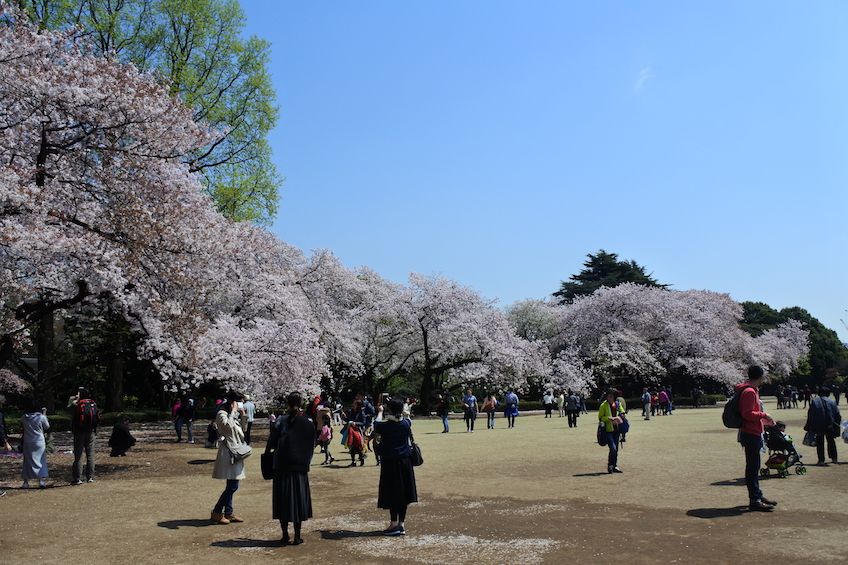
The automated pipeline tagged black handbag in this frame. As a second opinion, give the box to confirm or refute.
[597,423,608,446]
[261,451,274,480]
[409,431,423,466]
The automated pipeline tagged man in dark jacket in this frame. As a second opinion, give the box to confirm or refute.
[70,388,100,485]
[804,386,841,465]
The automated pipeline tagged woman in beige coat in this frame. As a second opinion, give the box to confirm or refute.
[211,392,248,524]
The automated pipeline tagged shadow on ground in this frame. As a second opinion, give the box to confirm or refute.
[210,538,285,548]
[158,519,218,529]
[319,529,386,540]
[686,506,748,519]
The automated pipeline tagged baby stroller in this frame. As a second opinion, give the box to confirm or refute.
[760,425,806,477]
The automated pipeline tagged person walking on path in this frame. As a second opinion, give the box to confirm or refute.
[641,388,651,421]
[374,397,418,535]
[266,391,317,545]
[436,394,450,433]
[242,395,256,445]
[461,389,478,433]
[658,389,670,415]
[172,398,183,441]
[598,389,625,474]
[481,393,498,429]
[565,391,580,428]
[736,365,777,512]
[556,392,565,418]
[542,391,554,418]
[504,391,519,429]
[21,400,49,488]
[183,399,197,444]
[804,386,841,465]
[210,392,248,524]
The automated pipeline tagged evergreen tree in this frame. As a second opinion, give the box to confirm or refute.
[553,250,668,304]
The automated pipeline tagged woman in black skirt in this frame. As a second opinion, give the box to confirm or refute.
[374,397,418,535]
[266,392,317,545]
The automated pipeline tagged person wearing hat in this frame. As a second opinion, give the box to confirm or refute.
[211,392,248,524]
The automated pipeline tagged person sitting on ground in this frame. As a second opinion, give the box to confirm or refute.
[108,415,136,457]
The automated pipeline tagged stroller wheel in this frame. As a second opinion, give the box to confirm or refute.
[796,466,807,475]
[780,469,789,478]
[760,468,770,477]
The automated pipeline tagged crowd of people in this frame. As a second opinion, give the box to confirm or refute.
[0,371,845,529]
[205,390,418,543]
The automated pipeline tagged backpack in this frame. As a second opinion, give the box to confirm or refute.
[77,398,101,430]
[722,386,753,428]
[318,425,332,443]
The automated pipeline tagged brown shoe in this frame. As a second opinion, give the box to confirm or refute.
[225,514,244,523]
[211,511,230,524]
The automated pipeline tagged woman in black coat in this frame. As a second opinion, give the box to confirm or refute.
[374,398,418,535]
[265,392,317,545]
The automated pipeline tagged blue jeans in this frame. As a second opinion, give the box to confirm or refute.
[214,479,240,515]
[739,432,763,503]
[441,415,449,432]
[486,410,496,428]
[604,431,620,468]
[174,417,184,441]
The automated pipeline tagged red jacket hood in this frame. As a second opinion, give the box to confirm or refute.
[735,381,757,393]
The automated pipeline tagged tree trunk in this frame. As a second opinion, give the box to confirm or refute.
[37,309,56,412]
[105,338,125,412]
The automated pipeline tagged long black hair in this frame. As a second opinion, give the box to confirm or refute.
[286,391,303,422]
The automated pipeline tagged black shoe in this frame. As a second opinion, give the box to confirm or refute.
[611,466,623,473]
[291,538,304,545]
[760,497,778,507]
[383,525,403,536]
[749,501,774,512]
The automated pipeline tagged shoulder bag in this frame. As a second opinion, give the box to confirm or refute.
[229,443,252,461]
[409,430,423,466]
[260,451,274,480]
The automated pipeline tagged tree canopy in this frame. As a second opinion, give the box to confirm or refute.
[741,302,847,381]
[553,250,668,304]
[17,0,281,225]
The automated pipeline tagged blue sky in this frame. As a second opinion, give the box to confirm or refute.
[240,1,848,342]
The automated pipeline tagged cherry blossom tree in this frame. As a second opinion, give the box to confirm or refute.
[0,3,321,406]
[545,284,809,391]
[404,274,545,412]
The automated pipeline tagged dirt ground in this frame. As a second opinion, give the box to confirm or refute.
[0,398,845,565]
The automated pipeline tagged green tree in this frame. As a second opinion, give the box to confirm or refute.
[739,301,787,336]
[553,250,668,304]
[18,0,280,225]
[740,302,847,382]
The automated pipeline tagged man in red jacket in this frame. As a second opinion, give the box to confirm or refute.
[736,365,777,511]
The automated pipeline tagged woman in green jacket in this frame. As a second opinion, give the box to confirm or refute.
[598,389,625,474]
